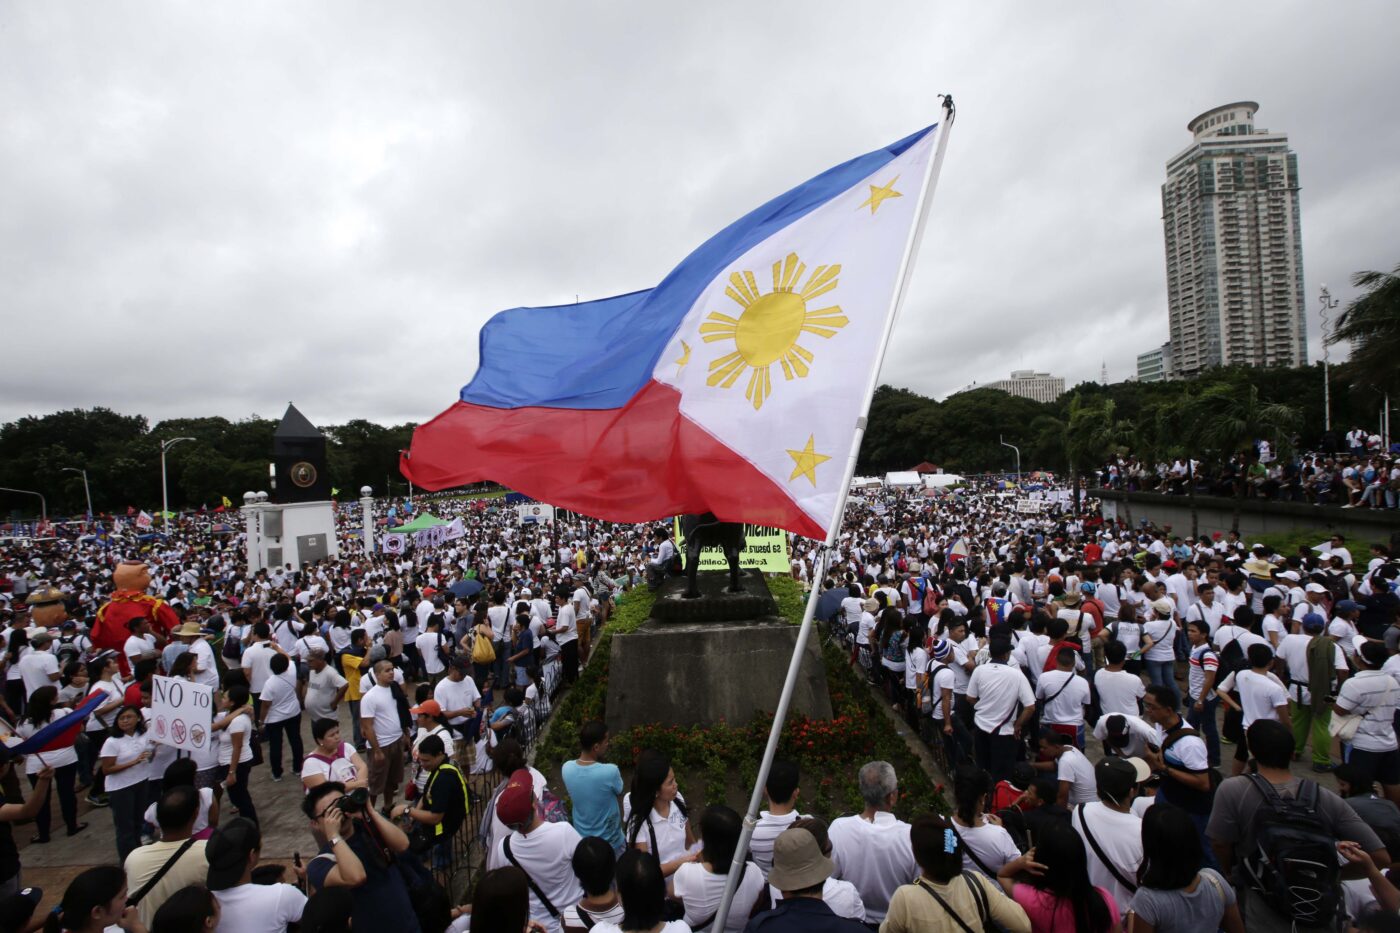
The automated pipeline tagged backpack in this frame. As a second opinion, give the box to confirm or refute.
[882,631,906,665]
[1241,774,1343,928]
[922,583,940,617]
[221,625,244,661]
[1216,627,1247,679]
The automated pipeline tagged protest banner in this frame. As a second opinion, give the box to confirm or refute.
[149,675,214,753]
[1015,498,1045,514]
[517,504,555,525]
[672,518,790,573]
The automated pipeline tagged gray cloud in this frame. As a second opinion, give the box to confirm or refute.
[2,1,1397,427]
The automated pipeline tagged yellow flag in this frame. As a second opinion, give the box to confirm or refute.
[221,496,232,508]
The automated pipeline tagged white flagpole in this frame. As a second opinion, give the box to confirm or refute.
[710,96,955,932]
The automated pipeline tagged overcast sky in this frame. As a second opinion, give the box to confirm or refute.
[4,1,1398,428]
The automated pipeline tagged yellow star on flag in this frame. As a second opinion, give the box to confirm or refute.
[858,176,902,214]
[675,340,691,375]
[786,434,831,486]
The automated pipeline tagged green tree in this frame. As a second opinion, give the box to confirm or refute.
[1330,263,1400,398]
[1183,384,1300,533]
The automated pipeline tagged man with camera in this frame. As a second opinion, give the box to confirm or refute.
[303,780,420,933]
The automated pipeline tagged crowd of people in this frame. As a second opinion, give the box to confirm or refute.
[1097,428,1400,508]
[0,474,1399,931]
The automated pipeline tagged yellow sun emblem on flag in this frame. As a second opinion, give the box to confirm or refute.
[699,252,848,410]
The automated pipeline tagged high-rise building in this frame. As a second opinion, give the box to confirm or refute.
[972,370,1066,403]
[1136,341,1173,383]
[1162,102,1306,377]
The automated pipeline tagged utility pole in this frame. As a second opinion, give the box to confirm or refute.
[999,436,1022,484]
[60,467,93,522]
[160,437,196,534]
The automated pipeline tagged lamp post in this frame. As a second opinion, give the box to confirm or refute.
[60,467,92,522]
[0,487,46,524]
[160,437,196,534]
[999,435,1022,484]
[1320,284,1339,434]
[359,486,374,554]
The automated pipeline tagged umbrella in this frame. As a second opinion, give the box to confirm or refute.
[448,579,484,599]
[816,587,847,623]
[387,513,449,533]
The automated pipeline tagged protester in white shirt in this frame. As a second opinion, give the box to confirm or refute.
[827,761,917,923]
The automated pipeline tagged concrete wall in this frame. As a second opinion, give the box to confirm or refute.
[244,500,339,573]
[1096,490,1400,545]
[606,619,831,733]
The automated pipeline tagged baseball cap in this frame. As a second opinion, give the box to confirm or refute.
[1150,597,1175,617]
[1336,600,1361,614]
[495,769,537,828]
[1305,583,1328,595]
[767,826,833,891]
[0,887,43,932]
[1277,570,1301,582]
[1301,612,1326,631]
[206,817,261,890]
[410,699,442,717]
[1095,756,1148,802]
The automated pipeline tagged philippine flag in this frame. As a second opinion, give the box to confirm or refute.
[403,118,950,540]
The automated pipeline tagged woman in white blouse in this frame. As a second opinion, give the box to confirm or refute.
[623,750,697,877]
[15,685,86,842]
[672,804,768,932]
[212,683,258,822]
[99,705,153,862]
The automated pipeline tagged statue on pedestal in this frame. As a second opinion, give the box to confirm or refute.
[680,512,746,599]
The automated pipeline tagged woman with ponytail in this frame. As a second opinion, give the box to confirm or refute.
[45,864,143,933]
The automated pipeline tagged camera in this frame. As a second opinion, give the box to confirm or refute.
[335,788,371,815]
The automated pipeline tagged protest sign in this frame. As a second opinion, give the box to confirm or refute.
[672,518,790,573]
[1015,498,1045,514]
[517,504,555,525]
[149,675,214,753]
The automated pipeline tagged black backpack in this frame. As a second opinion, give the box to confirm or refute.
[1241,774,1343,928]
[1216,626,1246,679]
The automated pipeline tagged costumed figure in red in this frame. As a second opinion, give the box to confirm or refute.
[91,561,179,677]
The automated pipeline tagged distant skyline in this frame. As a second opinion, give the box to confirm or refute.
[3,2,1398,426]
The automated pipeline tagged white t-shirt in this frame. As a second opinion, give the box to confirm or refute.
[17,650,59,698]
[554,604,578,646]
[434,676,482,725]
[767,877,866,921]
[212,882,307,933]
[416,631,449,675]
[827,811,917,922]
[360,683,404,746]
[622,795,696,866]
[1036,670,1090,725]
[965,662,1034,736]
[1072,802,1143,915]
[1274,633,1347,705]
[304,666,348,721]
[1057,747,1098,804]
[952,819,1020,877]
[260,670,301,724]
[1094,668,1145,718]
[673,861,766,932]
[241,642,278,693]
[1091,714,1158,759]
[124,633,156,667]
[1142,618,1177,662]
[217,712,254,766]
[1219,669,1289,728]
[100,731,152,791]
[188,638,221,688]
[485,822,584,933]
[300,742,361,787]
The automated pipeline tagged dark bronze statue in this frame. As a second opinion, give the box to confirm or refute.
[680,512,746,598]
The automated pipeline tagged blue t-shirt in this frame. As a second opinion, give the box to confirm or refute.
[562,759,624,849]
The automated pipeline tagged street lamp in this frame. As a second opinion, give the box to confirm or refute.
[1320,284,1339,434]
[60,467,92,522]
[0,487,46,524]
[999,435,1022,484]
[159,437,196,534]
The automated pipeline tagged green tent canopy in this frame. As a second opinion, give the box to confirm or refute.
[387,513,449,533]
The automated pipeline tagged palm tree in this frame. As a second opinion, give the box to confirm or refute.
[1033,394,1124,513]
[1184,384,1301,533]
[1330,263,1400,396]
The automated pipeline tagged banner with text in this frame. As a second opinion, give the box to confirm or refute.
[672,518,790,573]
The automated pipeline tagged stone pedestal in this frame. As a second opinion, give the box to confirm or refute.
[605,572,832,733]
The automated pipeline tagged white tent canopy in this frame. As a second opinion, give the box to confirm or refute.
[923,473,965,488]
[884,471,923,487]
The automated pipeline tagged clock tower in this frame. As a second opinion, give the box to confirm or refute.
[272,403,331,504]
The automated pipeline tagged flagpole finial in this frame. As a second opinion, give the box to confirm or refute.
[939,94,956,122]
